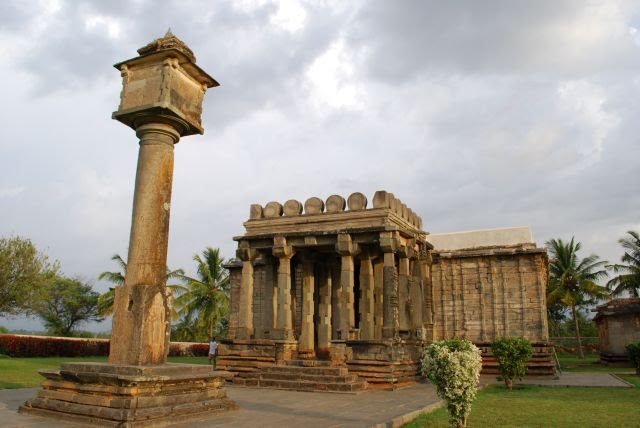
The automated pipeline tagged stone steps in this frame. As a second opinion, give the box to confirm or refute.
[233,361,367,393]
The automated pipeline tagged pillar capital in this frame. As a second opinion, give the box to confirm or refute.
[273,236,294,259]
[379,231,400,253]
[236,241,258,262]
[336,233,359,256]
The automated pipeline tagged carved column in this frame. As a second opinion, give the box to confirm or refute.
[273,236,295,341]
[373,259,384,339]
[236,241,256,340]
[397,246,411,331]
[317,261,332,352]
[299,255,315,354]
[359,251,375,340]
[380,231,400,339]
[336,233,358,340]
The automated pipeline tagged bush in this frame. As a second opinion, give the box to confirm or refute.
[421,339,482,428]
[492,337,533,390]
[0,334,109,357]
[168,342,209,357]
[627,341,640,374]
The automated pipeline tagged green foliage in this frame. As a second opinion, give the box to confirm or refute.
[607,230,640,297]
[0,326,8,334]
[626,341,640,372]
[546,237,609,358]
[35,276,103,336]
[492,337,533,389]
[0,236,58,316]
[421,339,482,428]
[172,247,230,341]
[97,253,184,318]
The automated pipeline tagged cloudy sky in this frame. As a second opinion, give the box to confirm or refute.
[1,0,639,330]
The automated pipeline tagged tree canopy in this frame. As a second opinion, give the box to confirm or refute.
[607,230,640,297]
[546,237,609,358]
[0,236,58,316]
[35,276,102,336]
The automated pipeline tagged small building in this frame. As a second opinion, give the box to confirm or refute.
[218,190,553,389]
[594,298,640,364]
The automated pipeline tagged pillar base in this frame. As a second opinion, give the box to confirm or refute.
[20,363,236,427]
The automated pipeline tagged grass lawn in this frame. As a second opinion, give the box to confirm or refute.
[0,356,210,389]
[557,352,633,373]
[405,384,640,428]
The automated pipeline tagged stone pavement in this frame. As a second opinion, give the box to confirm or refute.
[2,373,634,428]
[0,383,441,428]
[481,372,633,388]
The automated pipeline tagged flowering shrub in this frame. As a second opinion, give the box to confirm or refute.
[492,337,533,390]
[421,339,482,428]
[0,334,109,357]
[0,334,209,358]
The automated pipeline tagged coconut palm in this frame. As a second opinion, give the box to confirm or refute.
[97,253,185,318]
[546,237,609,358]
[173,247,230,340]
[607,230,640,297]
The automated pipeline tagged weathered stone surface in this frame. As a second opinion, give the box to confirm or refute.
[304,196,325,214]
[347,192,367,210]
[325,194,346,213]
[283,199,303,216]
[372,190,391,209]
[249,204,263,219]
[264,201,283,218]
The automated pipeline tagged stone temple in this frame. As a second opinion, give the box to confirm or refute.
[219,191,554,390]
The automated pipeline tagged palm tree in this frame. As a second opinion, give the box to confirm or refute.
[173,247,230,340]
[546,237,609,358]
[607,230,640,297]
[97,253,185,318]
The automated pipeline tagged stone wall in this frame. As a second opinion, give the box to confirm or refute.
[431,249,549,343]
[594,298,640,362]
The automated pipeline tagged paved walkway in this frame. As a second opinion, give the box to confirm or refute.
[1,373,633,428]
[481,372,633,388]
[0,383,441,428]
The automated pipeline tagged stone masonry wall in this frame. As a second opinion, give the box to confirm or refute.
[431,251,549,343]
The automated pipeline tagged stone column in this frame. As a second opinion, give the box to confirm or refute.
[359,251,375,340]
[336,233,358,340]
[273,236,295,340]
[317,261,332,353]
[410,257,424,331]
[373,259,384,339]
[236,241,256,340]
[380,231,400,340]
[109,122,180,366]
[330,259,341,340]
[298,255,315,354]
[397,248,411,331]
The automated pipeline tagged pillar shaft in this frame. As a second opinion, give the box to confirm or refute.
[237,260,255,339]
[359,254,375,340]
[339,254,355,339]
[373,260,384,339]
[382,251,399,339]
[398,256,410,330]
[275,254,294,340]
[410,259,424,330]
[299,257,315,353]
[317,263,332,352]
[109,123,179,366]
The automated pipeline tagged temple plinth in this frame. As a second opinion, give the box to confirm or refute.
[20,31,236,426]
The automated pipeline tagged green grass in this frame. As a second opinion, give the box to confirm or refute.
[0,356,209,389]
[557,352,633,373]
[405,384,640,428]
[618,374,640,388]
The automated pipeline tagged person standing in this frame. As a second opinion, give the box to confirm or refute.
[209,336,218,369]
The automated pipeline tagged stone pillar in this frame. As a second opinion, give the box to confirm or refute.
[397,248,411,331]
[410,257,424,331]
[330,259,341,340]
[359,251,375,340]
[374,259,384,339]
[336,233,358,340]
[380,231,400,340]
[273,236,295,340]
[317,261,332,353]
[299,255,315,354]
[109,122,179,366]
[236,241,256,340]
